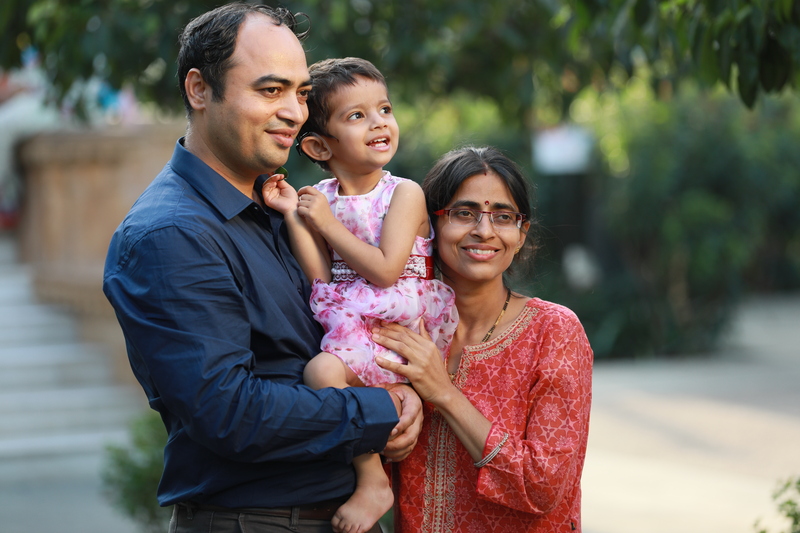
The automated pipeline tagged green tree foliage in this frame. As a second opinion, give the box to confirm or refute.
[619,0,800,108]
[3,1,799,121]
[532,82,800,357]
[1,0,211,111]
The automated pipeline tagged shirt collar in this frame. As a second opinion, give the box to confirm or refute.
[170,138,263,221]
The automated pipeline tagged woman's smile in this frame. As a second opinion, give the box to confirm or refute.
[463,245,499,258]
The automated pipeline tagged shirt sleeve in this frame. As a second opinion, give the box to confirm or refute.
[103,224,398,464]
[475,311,593,514]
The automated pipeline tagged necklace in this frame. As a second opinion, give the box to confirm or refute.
[481,287,512,343]
[449,287,512,381]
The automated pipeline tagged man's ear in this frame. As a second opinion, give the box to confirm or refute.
[300,133,333,162]
[185,68,209,112]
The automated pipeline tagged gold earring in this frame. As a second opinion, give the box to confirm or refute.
[514,247,521,254]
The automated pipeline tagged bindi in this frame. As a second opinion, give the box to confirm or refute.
[485,201,490,206]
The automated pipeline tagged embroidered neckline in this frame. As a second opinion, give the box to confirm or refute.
[467,299,538,352]
[449,300,539,385]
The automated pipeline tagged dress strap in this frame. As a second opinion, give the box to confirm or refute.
[331,255,433,283]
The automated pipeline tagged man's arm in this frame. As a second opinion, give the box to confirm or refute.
[104,224,400,464]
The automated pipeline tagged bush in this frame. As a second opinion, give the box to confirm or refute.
[102,410,171,533]
[756,476,800,533]
[595,87,757,354]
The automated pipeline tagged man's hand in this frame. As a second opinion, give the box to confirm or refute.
[381,383,422,462]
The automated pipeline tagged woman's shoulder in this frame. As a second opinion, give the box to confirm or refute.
[487,298,591,362]
[524,297,585,331]
[479,297,588,359]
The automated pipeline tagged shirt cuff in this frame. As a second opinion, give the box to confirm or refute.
[350,387,399,456]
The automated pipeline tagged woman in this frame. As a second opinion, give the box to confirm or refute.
[374,146,593,532]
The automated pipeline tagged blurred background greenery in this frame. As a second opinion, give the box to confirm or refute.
[3,0,799,362]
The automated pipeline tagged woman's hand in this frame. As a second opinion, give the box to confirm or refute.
[373,320,456,407]
[296,186,335,232]
[377,320,494,464]
[261,174,298,215]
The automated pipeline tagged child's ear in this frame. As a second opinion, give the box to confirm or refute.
[300,134,333,162]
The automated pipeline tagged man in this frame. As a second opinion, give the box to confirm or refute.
[103,4,420,532]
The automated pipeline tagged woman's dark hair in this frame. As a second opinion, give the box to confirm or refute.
[298,57,387,171]
[422,145,539,271]
[177,3,308,116]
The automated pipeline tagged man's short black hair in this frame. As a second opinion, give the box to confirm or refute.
[177,3,308,117]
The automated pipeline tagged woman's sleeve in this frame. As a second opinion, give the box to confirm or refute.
[475,311,593,514]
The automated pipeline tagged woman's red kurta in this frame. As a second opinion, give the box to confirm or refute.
[393,298,594,532]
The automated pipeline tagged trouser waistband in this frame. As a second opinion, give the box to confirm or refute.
[179,497,348,521]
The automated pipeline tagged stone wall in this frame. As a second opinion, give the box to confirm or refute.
[17,122,186,384]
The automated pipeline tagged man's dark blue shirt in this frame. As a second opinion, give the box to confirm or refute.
[103,139,397,508]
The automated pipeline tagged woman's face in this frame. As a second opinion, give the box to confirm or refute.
[435,172,528,288]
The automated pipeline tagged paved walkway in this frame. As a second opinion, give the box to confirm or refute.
[0,454,140,533]
[0,231,144,533]
[583,293,800,533]
[1,293,798,533]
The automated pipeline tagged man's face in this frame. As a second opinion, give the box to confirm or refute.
[200,15,311,184]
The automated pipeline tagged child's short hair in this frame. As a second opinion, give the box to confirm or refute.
[298,57,387,169]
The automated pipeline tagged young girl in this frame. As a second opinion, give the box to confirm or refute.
[263,57,457,533]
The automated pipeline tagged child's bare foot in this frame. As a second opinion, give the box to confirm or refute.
[331,479,393,533]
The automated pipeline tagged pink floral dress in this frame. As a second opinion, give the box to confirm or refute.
[310,172,458,386]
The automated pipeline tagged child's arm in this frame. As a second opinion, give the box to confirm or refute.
[297,181,428,288]
[262,176,331,283]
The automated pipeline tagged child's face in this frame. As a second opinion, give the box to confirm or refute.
[323,76,399,176]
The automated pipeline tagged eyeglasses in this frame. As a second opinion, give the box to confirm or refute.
[433,208,526,229]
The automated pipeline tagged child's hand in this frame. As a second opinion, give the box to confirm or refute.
[261,174,298,215]
[296,186,334,231]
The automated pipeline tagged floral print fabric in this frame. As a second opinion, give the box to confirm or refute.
[393,298,593,532]
[310,172,458,386]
